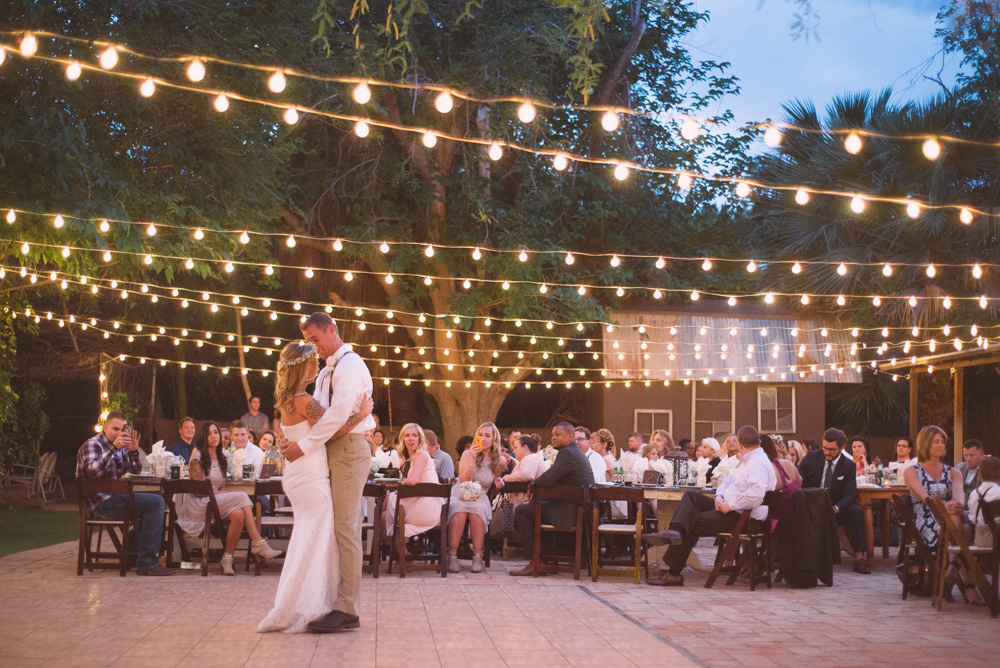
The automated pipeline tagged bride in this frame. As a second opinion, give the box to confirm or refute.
[257,342,373,633]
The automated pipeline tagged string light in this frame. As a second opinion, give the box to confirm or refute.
[922,137,941,160]
[434,90,454,113]
[837,263,848,276]
[53,214,64,229]
[906,201,921,218]
[791,261,802,275]
[601,110,620,132]
[613,163,629,181]
[517,102,536,123]
[735,181,751,197]
[284,106,300,125]
[926,264,936,278]
[213,93,229,112]
[186,59,205,82]
[850,195,866,214]
[267,69,286,93]
[553,153,569,171]
[488,142,503,161]
[20,33,38,57]
[844,131,863,154]
[763,125,782,146]
[65,60,82,80]
[6,209,14,224]
[99,46,118,70]
[680,119,700,141]
[677,172,693,190]
[882,263,892,277]
[422,131,438,148]
[972,263,983,279]
[139,77,156,97]
[960,207,973,225]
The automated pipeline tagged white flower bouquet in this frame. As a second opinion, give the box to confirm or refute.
[541,445,558,466]
[457,481,484,503]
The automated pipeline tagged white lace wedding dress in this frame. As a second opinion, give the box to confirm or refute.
[257,420,339,633]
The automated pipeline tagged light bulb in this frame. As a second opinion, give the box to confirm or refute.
[702,258,712,271]
[764,292,775,304]
[610,254,620,267]
[553,153,569,171]
[268,70,286,93]
[239,231,250,244]
[601,110,620,132]
[143,254,153,265]
[735,181,751,197]
[746,260,757,273]
[850,195,866,213]
[185,258,194,269]
[66,61,82,80]
[187,59,205,82]
[488,141,503,161]
[502,280,510,290]
[517,102,536,123]
[801,294,810,305]
[61,246,70,258]
[844,131,863,154]
[284,107,299,125]
[380,241,390,253]
[655,256,666,269]
[103,250,112,262]
[613,163,629,181]
[99,219,109,232]
[463,279,471,289]
[304,267,313,278]
[21,34,38,57]
[943,296,952,309]
[577,285,586,295]
[906,201,921,218]
[565,252,575,265]
[677,172,693,190]
[353,81,371,104]
[973,263,983,279]
[960,207,973,225]
[385,274,393,284]
[616,287,625,297]
[690,291,700,301]
[472,247,481,260]
[146,223,157,236]
[791,261,802,274]
[99,46,118,70]
[837,262,847,276]
[194,227,204,240]
[836,295,846,306]
[332,238,343,251]
[424,244,434,257]
[926,263,936,278]
[680,119,700,141]
[422,131,437,148]
[728,295,737,306]
[908,295,917,307]
[980,295,988,309]
[54,214,64,228]
[286,235,296,248]
[519,249,528,262]
[140,77,155,97]
[922,137,941,160]
[882,263,892,277]
[6,209,14,224]
[434,90,453,113]
[794,188,810,205]
[763,125,782,146]
[873,296,882,306]
[213,93,229,112]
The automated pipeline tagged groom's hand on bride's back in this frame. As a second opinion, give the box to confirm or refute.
[280,440,305,462]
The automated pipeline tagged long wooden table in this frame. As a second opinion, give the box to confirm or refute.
[857,485,908,569]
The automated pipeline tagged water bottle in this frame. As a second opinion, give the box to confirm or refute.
[226,445,236,478]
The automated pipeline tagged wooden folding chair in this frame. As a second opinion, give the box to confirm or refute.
[248,479,291,575]
[77,478,135,577]
[980,499,1000,618]
[38,452,66,505]
[926,497,993,613]
[705,491,778,591]
[162,479,228,576]
[388,483,452,578]
[892,494,937,600]
[362,482,387,578]
[532,484,590,579]
[590,486,647,584]
[493,480,530,559]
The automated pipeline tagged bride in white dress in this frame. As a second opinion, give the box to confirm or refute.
[258,342,373,633]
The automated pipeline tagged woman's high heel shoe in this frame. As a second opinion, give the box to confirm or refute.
[251,538,282,561]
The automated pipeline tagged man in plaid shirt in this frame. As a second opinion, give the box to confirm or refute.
[76,410,176,576]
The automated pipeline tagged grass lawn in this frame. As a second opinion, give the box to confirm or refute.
[0,505,79,557]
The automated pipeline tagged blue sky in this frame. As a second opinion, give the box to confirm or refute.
[688,0,960,125]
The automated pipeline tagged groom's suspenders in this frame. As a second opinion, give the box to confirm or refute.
[327,350,359,404]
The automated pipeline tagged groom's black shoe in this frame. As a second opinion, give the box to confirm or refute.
[308,610,360,633]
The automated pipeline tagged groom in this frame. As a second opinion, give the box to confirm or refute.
[281,313,377,632]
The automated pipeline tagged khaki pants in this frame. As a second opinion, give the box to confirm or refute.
[327,432,371,617]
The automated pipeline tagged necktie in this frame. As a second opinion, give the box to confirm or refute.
[823,461,834,489]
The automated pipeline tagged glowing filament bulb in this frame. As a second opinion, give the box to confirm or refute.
[213,93,229,112]
[20,33,38,57]
[353,81,371,104]
[471,247,482,261]
[655,256,666,269]
[613,163,629,181]
[136,77,156,98]
[677,172,693,190]
[943,296,952,309]
[380,242,390,253]
[922,137,941,160]
[434,90,454,113]
[194,227,204,240]
[187,59,205,82]
[980,295,988,309]
[837,262,848,276]
[143,254,153,265]
[844,131,863,154]
[501,280,510,290]
[702,258,712,271]
[103,251,112,262]
[565,252,575,265]
[791,261,802,274]
[284,107,300,125]
[423,276,431,286]
[728,295,737,306]
[553,153,569,171]
[488,142,503,161]
[616,287,625,297]
[333,238,343,251]
[763,125,782,146]
[61,246,70,258]
[286,235,296,248]
[850,195,866,213]
[517,102,536,123]
[225,261,235,273]
[422,131,438,148]
[54,214,64,228]
[267,70,286,93]
[690,290,700,301]
[908,295,917,307]
[99,46,118,70]
[972,263,983,279]
[384,274,393,284]
[239,231,250,244]
[905,201,921,218]
[960,207,973,225]
[146,223,157,236]
[610,254,620,267]
[424,244,435,258]
[764,292,775,304]
[463,279,471,289]
[795,188,810,205]
[66,61,82,80]
[735,181,751,198]
[601,110,620,132]
[926,263,936,278]
[882,263,892,277]
[800,294,810,305]
[578,285,586,295]
[680,119,701,141]
[872,296,882,306]
[20,241,29,254]
[6,209,14,224]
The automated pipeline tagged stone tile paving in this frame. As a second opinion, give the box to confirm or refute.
[0,540,994,667]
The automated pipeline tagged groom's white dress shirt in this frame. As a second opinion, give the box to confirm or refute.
[296,345,377,456]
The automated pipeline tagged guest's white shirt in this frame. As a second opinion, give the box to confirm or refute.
[619,451,639,473]
[233,442,265,478]
[504,451,550,481]
[888,457,917,472]
[715,447,776,521]
[584,449,605,484]
[968,481,1000,541]
[298,345,377,456]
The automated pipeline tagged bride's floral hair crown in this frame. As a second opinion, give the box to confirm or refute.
[277,342,318,370]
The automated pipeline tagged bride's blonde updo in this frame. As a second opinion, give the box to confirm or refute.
[275,342,318,415]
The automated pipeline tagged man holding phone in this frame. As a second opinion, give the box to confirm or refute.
[76,411,176,576]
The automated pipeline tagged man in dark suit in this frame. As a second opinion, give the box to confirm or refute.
[509,421,595,576]
[799,427,869,574]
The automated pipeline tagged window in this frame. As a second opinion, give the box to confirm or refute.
[758,386,796,433]
[693,382,735,442]
[634,409,672,438]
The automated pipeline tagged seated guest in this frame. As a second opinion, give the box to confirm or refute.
[240,395,270,441]
[177,421,281,575]
[803,439,820,451]
[851,436,870,475]
[576,426,605,485]
[643,425,776,586]
[503,435,550,506]
[958,439,986,497]
[799,428,869,573]
[372,429,385,451]
[424,429,455,480]
[888,437,917,474]
[167,416,196,464]
[786,440,806,466]
[679,438,696,461]
[651,429,675,457]
[384,423,444,538]
[76,411,176,576]
[904,425,980,604]
[618,432,644,473]
[363,429,377,456]
[591,429,618,482]
[698,437,722,479]
[761,434,801,528]
[713,434,740,480]
[221,427,232,450]
[448,422,510,574]
[455,435,474,459]
[510,422,595,576]
[384,430,399,453]
[968,456,1000,548]
[230,420,264,478]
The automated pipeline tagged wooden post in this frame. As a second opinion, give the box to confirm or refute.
[909,371,919,443]
[953,367,964,465]
[148,363,157,444]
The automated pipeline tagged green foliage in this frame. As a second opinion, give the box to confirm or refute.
[0,294,49,478]
[103,392,140,425]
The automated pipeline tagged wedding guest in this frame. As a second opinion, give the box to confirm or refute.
[455,435,474,458]
[643,426,776,586]
[904,425,978,603]
[642,444,659,462]
[177,421,281,575]
[424,429,455,480]
[258,430,281,475]
[372,430,385,450]
[803,439,820,451]
[958,439,986,497]
[619,432,644,473]
[448,422,509,573]
[888,438,917,474]
[385,430,399,452]
[799,428,869,573]
[503,435,550,506]
[76,411,175,576]
[723,433,739,457]
[714,434,741,479]
[576,426,605,484]
[698,437,722,479]
[167,416,196,464]
[384,423,444,539]
[221,427,232,450]
[651,429,675,457]
[761,434,801,528]
[787,440,806,466]
[851,436,870,475]
[679,438,696,461]
[231,420,265,478]
[591,429,618,482]
[968,456,1000,548]
[363,430,377,456]
[510,422,595,576]
[240,396,270,441]
[508,430,522,449]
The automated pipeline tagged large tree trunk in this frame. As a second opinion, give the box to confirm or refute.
[431,384,511,457]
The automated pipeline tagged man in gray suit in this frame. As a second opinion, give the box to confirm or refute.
[957,439,986,497]
[509,422,594,576]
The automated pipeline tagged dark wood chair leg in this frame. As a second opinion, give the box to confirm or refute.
[573,507,583,581]
[532,504,542,578]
